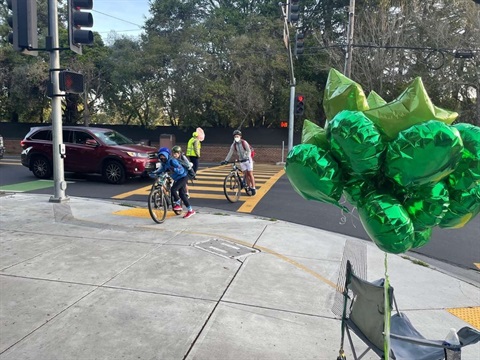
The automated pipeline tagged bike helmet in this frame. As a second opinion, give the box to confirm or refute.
[172,145,182,154]
[233,129,242,136]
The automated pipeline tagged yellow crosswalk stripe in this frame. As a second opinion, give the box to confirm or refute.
[112,164,285,211]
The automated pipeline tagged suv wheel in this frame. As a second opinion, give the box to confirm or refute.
[31,156,52,179]
[102,160,126,184]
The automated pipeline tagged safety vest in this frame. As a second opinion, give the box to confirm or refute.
[186,137,201,157]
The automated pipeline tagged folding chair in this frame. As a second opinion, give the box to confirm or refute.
[337,260,480,360]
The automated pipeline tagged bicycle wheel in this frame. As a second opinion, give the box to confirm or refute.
[224,173,241,203]
[148,188,168,224]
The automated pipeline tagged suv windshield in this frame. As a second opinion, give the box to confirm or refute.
[92,130,133,146]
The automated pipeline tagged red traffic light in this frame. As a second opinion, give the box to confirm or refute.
[280,121,288,128]
[297,95,304,102]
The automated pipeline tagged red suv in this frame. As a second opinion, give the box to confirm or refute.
[21,126,159,184]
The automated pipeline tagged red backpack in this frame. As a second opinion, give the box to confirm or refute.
[241,139,255,158]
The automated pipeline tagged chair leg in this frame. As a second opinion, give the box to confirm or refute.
[346,327,374,360]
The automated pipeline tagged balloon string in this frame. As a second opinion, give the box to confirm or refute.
[384,252,391,359]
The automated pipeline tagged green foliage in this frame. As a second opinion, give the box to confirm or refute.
[0,0,478,127]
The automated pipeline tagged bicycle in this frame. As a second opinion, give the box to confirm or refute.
[222,160,253,203]
[147,173,182,224]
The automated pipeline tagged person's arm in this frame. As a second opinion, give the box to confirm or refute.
[225,143,234,162]
[193,139,200,157]
[170,159,184,175]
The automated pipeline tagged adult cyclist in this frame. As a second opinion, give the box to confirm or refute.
[221,130,256,195]
[150,146,195,219]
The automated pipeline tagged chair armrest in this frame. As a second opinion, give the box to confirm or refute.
[390,333,460,350]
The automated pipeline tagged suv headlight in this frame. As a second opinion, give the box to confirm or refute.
[126,151,149,158]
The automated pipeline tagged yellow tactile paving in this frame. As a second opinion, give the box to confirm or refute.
[114,207,178,219]
[447,307,480,329]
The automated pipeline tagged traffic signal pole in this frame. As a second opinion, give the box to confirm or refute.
[281,3,296,152]
[47,0,68,203]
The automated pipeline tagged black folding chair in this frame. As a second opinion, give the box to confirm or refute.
[337,260,480,360]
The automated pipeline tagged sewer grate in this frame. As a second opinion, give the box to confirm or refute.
[193,238,259,260]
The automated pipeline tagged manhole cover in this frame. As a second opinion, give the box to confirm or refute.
[193,238,259,260]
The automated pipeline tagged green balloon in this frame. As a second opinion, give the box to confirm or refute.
[367,90,387,109]
[412,228,433,249]
[285,144,345,209]
[364,77,458,140]
[403,182,450,231]
[386,120,463,188]
[447,123,480,191]
[301,119,329,149]
[323,68,369,121]
[327,110,386,178]
[439,183,480,229]
[343,176,376,207]
[358,192,415,254]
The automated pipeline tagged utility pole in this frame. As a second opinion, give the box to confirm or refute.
[344,0,356,78]
[48,0,68,203]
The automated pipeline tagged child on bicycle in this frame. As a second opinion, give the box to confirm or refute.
[221,130,256,195]
[150,146,195,219]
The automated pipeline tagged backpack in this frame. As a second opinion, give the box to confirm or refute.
[178,154,196,180]
[241,139,255,158]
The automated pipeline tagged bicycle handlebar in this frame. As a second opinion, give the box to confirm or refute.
[222,159,249,165]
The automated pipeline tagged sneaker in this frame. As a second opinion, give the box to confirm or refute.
[251,188,256,196]
[183,210,195,219]
[173,204,182,211]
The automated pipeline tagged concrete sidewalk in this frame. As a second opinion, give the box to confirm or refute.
[0,193,479,360]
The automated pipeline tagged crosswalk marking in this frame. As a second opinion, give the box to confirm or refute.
[112,164,285,213]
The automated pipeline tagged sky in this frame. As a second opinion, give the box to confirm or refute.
[91,0,151,40]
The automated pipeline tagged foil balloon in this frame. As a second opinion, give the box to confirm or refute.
[358,192,415,254]
[386,120,463,188]
[412,228,433,249]
[447,123,480,191]
[327,110,386,178]
[367,90,387,109]
[343,177,376,207]
[439,183,480,229]
[323,68,369,122]
[364,77,458,140]
[285,144,345,209]
[403,182,449,231]
[301,119,329,149]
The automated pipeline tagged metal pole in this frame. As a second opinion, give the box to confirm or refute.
[344,0,356,78]
[48,0,68,203]
[288,84,295,152]
[280,2,296,152]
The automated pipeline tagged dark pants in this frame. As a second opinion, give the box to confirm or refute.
[189,156,199,173]
[171,176,190,208]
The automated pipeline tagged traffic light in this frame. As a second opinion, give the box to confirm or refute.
[294,32,304,56]
[59,71,85,94]
[294,94,305,116]
[288,0,300,23]
[68,0,94,54]
[6,0,38,55]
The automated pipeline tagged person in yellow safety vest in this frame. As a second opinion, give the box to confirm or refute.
[186,132,201,173]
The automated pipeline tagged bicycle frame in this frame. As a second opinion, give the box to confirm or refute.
[223,160,251,203]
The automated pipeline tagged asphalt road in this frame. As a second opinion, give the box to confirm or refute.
[1,156,479,285]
